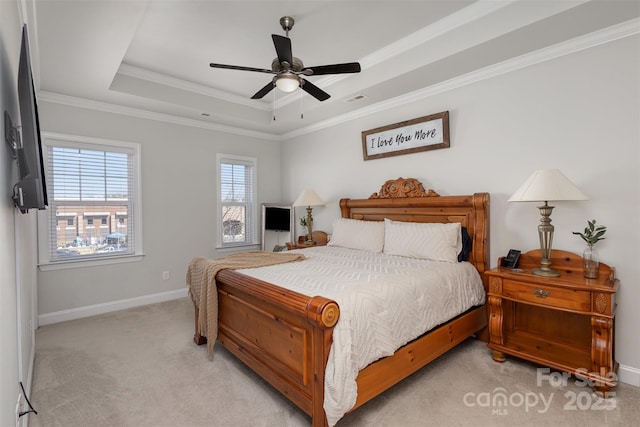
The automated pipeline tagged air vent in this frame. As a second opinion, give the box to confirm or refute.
[345,94,367,103]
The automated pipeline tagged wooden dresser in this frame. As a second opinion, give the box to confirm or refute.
[485,249,618,393]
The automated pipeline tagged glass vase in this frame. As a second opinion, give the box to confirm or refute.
[583,245,599,279]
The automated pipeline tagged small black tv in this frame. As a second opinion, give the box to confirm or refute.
[264,206,291,232]
[12,24,47,213]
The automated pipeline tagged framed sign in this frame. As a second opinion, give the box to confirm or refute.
[361,111,450,161]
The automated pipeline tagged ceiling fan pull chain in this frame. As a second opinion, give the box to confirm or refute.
[300,90,304,119]
[273,88,276,121]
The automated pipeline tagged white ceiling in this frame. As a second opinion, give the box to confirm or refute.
[24,0,640,139]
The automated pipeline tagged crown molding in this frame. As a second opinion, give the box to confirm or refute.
[276,0,516,110]
[116,64,271,112]
[281,18,639,140]
[360,0,514,70]
[37,91,280,141]
[40,18,638,142]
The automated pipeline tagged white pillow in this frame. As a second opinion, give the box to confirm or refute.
[383,219,461,262]
[327,218,385,252]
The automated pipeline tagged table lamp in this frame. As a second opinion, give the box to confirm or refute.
[509,169,588,277]
[293,189,324,245]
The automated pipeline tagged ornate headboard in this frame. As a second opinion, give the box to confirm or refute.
[339,177,490,277]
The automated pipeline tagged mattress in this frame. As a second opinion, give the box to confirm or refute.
[239,246,485,426]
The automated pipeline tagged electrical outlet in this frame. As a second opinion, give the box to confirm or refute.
[162,271,170,280]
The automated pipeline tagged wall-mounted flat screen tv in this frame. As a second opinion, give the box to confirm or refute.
[12,24,47,213]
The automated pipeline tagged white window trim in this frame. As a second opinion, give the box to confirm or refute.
[216,153,259,249]
[38,132,144,271]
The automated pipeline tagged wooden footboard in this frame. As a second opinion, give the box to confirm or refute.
[193,275,486,427]
[195,268,339,426]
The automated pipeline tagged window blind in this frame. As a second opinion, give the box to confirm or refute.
[218,155,256,247]
[45,142,137,261]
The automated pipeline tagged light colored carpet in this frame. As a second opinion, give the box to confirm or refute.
[29,298,639,426]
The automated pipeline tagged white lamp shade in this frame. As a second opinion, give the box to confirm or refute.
[509,169,588,202]
[275,73,300,92]
[293,189,324,207]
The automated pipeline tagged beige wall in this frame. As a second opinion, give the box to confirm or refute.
[36,103,282,315]
[281,35,640,384]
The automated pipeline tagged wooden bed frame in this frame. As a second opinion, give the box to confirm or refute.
[192,178,490,426]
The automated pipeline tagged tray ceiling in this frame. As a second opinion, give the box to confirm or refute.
[25,0,640,139]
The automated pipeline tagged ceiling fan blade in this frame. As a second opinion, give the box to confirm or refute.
[210,63,275,74]
[300,79,330,101]
[302,62,361,76]
[272,34,293,66]
[250,81,275,99]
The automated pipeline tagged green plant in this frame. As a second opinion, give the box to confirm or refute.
[572,219,606,247]
[299,217,308,228]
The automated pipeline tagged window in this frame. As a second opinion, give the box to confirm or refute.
[217,154,257,248]
[38,133,143,268]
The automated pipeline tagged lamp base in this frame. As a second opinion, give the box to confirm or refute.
[304,206,315,246]
[532,267,560,277]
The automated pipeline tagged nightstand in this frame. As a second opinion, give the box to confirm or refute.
[485,249,618,394]
[286,231,328,250]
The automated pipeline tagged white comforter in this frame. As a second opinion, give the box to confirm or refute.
[239,246,485,426]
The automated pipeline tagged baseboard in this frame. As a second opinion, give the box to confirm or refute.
[38,288,188,326]
[618,364,640,387]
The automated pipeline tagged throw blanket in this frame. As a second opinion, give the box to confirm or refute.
[186,251,306,358]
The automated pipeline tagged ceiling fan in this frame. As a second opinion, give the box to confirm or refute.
[209,16,361,102]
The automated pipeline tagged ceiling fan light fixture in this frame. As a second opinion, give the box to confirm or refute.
[210,16,360,101]
[275,73,300,93]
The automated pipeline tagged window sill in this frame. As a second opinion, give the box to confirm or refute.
[215,244,261,253]
[39,253,145,271]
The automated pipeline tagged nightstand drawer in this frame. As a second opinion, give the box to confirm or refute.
[502,280,591,311]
